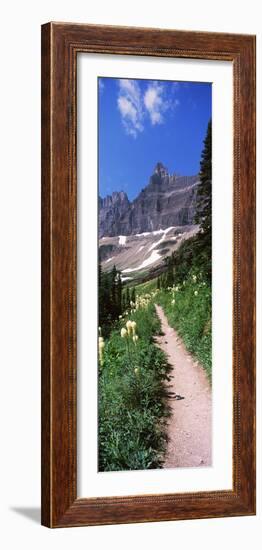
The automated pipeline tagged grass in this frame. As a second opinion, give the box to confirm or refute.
[132,278,157,296]
[156,271,212,381]
[98,300,171,472]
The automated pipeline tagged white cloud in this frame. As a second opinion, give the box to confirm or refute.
[117,79,144,137]
[117,79,180,137]
[144,83,166,125]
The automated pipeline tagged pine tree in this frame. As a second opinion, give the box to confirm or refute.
[195,120,212,231]
[131,287,136,304]
[109,265,117,318]
[166,257,174,287]
[122,291,126,312]
[194,120,212,279]
[116,271,122,317]
[126,287,130,309]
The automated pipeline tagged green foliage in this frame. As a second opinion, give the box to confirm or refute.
[131,286,136,304]
[135,278,158,296]
[157,271,212,380]
[99,264,123,336]
[98,303,171,471]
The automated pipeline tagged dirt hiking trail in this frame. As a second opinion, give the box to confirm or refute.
[155,304,212,468]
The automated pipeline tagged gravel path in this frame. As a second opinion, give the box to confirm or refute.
[155,304,212,468]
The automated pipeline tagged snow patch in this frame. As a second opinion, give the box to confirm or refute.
[148,226,174,252]
[135,231,151,238]
[152,229,164,236]
[119,235,127,246]
[137,245,145,252]
[105,257,114,263]
[135,227,174,238]
[121,276,133,282]
[122,250,161,273]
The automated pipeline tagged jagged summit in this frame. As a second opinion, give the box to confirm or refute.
[99,190,129,208]
[99,164,200,237]
[154,162,169,177]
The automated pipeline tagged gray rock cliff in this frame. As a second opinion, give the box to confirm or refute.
[99,163,199,237]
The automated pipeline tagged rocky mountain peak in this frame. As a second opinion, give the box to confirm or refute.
[112,190,129,203]
[99,191,129,209]
[154,162,169,178]
[99,164,200,237]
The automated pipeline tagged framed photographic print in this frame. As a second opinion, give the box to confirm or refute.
[41,22,256,527]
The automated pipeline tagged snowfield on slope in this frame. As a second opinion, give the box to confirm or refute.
[99,225,200,279]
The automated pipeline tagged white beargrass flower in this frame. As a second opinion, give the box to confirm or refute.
[133,334,139,345]
[126,320,133,335]
[99,339,105,350]
[194,290,198,296]
[134,367,139,374]
[121,327,127,338]
[98,337,105,365]
[130,321,137,335]
[171,299,176,305]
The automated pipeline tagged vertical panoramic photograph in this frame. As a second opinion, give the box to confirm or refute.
[98,77,212,472]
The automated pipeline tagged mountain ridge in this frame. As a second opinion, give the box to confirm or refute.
[99,163,200,238]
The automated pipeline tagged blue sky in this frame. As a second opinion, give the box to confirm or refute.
[98,77,211,201]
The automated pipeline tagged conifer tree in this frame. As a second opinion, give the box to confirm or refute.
[131,287,136,304]
[122,290,126,312]
[164,256,174,287]
[194,120,212,279]
[126,287,130,309]
[116,271,122,317]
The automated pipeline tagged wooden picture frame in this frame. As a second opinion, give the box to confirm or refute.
[41,22,256,527]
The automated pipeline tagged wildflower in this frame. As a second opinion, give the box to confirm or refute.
[134,367,139,374]
[130,321,137,335]
[194,290,198,296]
[126,320,133,335]
[118,315,122,319]
[98,337,105,366]
[133,334,139,345]
[171,299,176,305]
[192,274,197,282]
[98,326,102,336]
[183,281,186,286]
[121,327,127,338]
[175,286,179,292]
